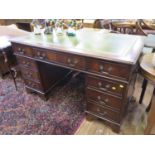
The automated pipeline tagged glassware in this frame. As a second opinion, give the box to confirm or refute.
[31,19,45,35]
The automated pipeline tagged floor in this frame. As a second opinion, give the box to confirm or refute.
[75,75,155,135]
[1,73,154,135]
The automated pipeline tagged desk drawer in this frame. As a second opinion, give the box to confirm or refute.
[33,48,57,62]
[87,58,131,80]
[86,88,122,111]
[21,68,41,83]
[24,79,43,91]
[32,48,86,70]
[17,57,37,69]
[87,101,120,123]
[86,76,126,97]
[56,53,86,70]
[13,44,33,57]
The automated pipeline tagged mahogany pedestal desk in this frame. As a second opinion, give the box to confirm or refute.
[140,53,155,134]
[11,28,144,133]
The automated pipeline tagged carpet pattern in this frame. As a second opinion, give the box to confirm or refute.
[0,76,86,135]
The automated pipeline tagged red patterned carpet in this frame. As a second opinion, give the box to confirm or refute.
[0,75,86,135]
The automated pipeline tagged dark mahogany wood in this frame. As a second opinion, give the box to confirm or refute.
[87,58,132,80]
[11,28,144,133]
[86,88,122,111]
[86,101,120,122]
[86,75,127,97]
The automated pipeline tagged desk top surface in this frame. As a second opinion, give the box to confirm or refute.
[11,28,145,64]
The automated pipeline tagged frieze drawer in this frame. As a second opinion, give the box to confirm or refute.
[56,53,86,70]
[87,58,131,80]
[33,48,57,62]
[13,44,33,57]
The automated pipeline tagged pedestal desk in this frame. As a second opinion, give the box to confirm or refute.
[11,28,144,133]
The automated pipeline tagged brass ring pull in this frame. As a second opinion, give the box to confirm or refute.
[105,98,109,103]
[97,96,101,100]
[99,111,107,116]
[98,82,109,91]
[112,86,116,90]
[37,52,46,59]
[105,84,110,89]
[99,65,109,74]
[67,58,78,67]
[97,108,100,112]
[98,82,102,87]
[99,65,104,71]
[67,58,71,63]
[97,96,107,106]
[18,48,24,54]
[26,62,30,66]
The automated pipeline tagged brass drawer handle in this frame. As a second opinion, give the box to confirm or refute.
[26,62,30,66]
[18,48,25,54]
[119,84,124,88]
[37,52,46,60]
[42,53,46,59]
[97,95,101,100]
[99,65,104,71]
[37,52,41,56]
[96,108,107,116]
[98,82,103,88]
[99,65,108,74]
[105,98,109,103]
[99,111,107,117]
[18,48,21,51]
[105,84,110,89]
[97,96,107,106]
[112,86,116,90]
[67,58,78,67]
[97,108,101,112]
[67,58,71,63]
[98,82,106,90]
[98,82,110,91]
[23,61,30,66]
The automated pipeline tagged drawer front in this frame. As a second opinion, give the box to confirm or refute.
[86,76,126,97]
[17,57,37,69]
[33,48,57,62]
[56,53,86,70]
[13,44,33,57]
[24,79,43,91]
[87,58,131,80]
[26,47,86,70]
[21,68,40,82]
[86,88,122,111]
[87,101,120,122]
